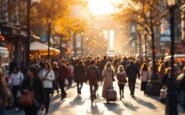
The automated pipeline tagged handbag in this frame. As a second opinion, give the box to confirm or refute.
[19,81,34,106]
[19,90,34,106]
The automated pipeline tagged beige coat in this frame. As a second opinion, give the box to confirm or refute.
[0,77,11,108]
[102,68,114,98]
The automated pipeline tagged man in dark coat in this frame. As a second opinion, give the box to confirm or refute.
[58,61,68,100]
[86,60,100,102]
[74,61,85,95]
[126,61,140,97]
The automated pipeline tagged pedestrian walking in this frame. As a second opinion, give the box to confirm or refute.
[158,63,165,87]
[9,66,24,111]
[39,62,55,114]
[0,68,11,115]
[178,67,185,111]
[140,63,150,95]
[21,66,45,115]
[102,62,114,99]
[51,62,59,96]
[117,65,127,100]
[126,61,140,97]
[86,60,100,102]
[67,62,74,87]
[74,60,85,95]
[58,60,68,100]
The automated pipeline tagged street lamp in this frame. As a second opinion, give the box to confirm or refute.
[166,0,178,115]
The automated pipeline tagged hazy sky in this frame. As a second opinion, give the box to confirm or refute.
[87,0,121,15]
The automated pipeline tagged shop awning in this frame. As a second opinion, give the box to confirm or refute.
[30,41,60,55]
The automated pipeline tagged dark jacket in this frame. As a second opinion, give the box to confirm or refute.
[74,65,85,83]
[21,76,45,106]
[58,65,68,81]
[86,65,100,85]
[126,63,139,81]
[179,75,185,92]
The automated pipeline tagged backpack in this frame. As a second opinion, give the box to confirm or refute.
[88,66,99,83]
[118,73,127,83]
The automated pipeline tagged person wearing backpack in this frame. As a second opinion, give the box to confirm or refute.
[117,65,127,100]
[86,60,100,102]
[9,66,24,111]
[39,62,55,114]
[0,68,11,115]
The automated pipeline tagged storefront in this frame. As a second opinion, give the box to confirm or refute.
[181,4,185,41]
[0,24,27,66]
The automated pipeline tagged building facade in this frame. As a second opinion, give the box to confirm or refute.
[0,0,28,66]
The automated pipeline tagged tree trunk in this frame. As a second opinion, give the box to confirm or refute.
[47,22,51,59]
[151,27,156,80]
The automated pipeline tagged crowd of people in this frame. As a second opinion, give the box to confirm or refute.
[0,56,184,115]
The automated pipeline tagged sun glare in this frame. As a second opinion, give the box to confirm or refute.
[88,0,115,15]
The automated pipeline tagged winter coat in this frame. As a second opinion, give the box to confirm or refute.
[58,65,68,81]
[39,69,55,88]
[117,71,127,85]
[0,77,11,108]
[140,70,149,82]
[126,63,139,81]
[21,76,45,107]
[86,65,100,85]
[102,68,114,98]
[74,65,85,83]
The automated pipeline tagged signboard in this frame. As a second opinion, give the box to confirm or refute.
[76,34,81,48]
[40,34,47,42]
[160,18,171,41]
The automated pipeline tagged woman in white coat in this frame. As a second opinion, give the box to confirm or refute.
[40,62,55,114]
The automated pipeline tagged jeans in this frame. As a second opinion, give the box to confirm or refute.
[44,88,52,113]
[77,82,83,94]
[24,105,39,115]
[0,108,4,115]
[59,81,66,98]
[89,83,98,99]
[128,79,136,96]
[181,92,185,111]
[12,85,20,108]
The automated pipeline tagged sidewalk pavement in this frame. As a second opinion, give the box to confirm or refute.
[5,80,185,115]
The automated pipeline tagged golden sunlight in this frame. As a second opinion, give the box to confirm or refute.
[87,0,115,15]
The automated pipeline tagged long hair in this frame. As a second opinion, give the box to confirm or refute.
[141,63,148,72]
[117,65,124,73]
[105,62,112,69]
[165,67,171,74]
[158,63,165,73]
[0,68,4,82]
[44,61,52,70]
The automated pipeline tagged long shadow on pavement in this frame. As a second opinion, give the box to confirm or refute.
[103,102,124,114]
[121,100,139,111]
[133,96,157,110]
[86,104,104,115]
[70,95,86,106]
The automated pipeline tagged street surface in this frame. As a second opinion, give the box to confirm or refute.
[5,80,185,115]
